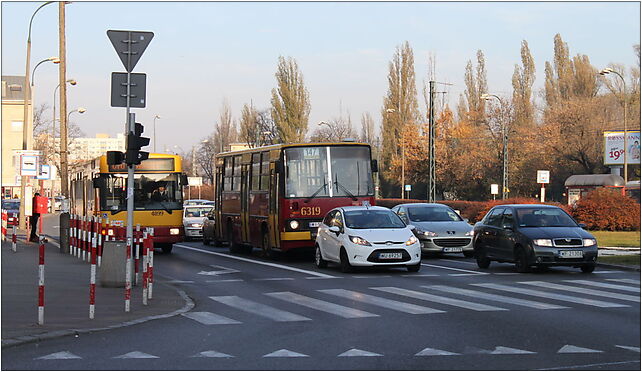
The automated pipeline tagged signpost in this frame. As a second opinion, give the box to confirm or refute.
[490,184,499,200]
[404,184,411,199]
[537,170,550,203]
[108,29,153,312]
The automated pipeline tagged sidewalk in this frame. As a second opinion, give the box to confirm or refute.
[1,231,194,349]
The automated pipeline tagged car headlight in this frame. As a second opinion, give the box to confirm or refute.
[170,228,180,235]
[533,239,553,247]
[465,230,474,236]
[416,229,438,237]
[405,235,418,246]
[583,238,597,247]
[349,235,371,246]
[190,223,203,228]
[289,220,299,230]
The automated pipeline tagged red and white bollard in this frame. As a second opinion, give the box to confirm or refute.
[97,217,103,267]
[142,229,149,306]
[125,236,132,312]
[148,227,154,300]
[89,225,97,319]
[135,224,141,286]
[38,236,45,325]
[1,209,7,241]
[12,214,17,253]
[78,216,84,259]
[70,214,75,256]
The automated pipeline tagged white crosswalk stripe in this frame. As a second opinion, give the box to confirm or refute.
[192,350,234,358]
[266,292,379,318]
[338,348,382,357]
[318,289,444,314]
[209,296,311,322]
[113,351,159,359]
[565,280,640,293]
[263,349,309,357]
[36,351,82,360]
[426,285,568,310]
[473,283,629,308]
[182,311,241,325]
[520,281,640,303]
[615,345,641,353]
[371,287,508,311]
[607,278,640,285]
[415,347,459,356]
[489,346,536,355]
[557,345,602,353]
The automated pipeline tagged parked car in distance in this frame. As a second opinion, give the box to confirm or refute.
[202,208,217,245]
[1,199,20,225]
[473,204,598,273]
[183,205,213,241]
[392,203,474,258]
[315,206,421,273]
[184,199,215,207]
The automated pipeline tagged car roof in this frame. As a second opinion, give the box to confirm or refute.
[494,204,559,209]
[338,206,390,212]
[396,203,450,208]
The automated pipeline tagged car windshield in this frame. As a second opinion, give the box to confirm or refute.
[344,210,406,229]
[1,200,19,210]
[184,207,212,218]
[516,208,578,227]
[407,206,462,222]
[99,173,183,212]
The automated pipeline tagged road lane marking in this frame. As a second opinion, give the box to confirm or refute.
[421,263,488,275]
[565,280,640,293]
[473,283,629,308]
[352,275,391,278]
[536,360,640,371]
[557,345,602,353]
[263,349,309,358]
[182,312,241,325]
[266,292,379,318]
[401,274,439,277]
[371,287,507,311]
[175,244,337,278]
[209,296,310,322]
[415,348,460,356]
[519,281,640,302]
[591,271,623,274]
[607,278,640,285]
[427,285,568,309]
[338,349,382,357]
[36,351,82,360]
[192,351,234,358]
[437,259,478,266]
[113,351,159,359]
[318,289,443,314]
[205,279,244,283]
[253,278,294,281]
[198,265,240,276]
[490,346,536,355]
[615,345,641,353]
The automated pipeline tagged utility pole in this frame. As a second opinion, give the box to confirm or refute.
[58,2,70,253]
[427,81,436,203]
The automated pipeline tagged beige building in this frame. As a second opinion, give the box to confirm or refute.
[2,76,32,199]
[55,133,126,163]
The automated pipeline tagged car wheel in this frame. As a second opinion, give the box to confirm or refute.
[202,230,210,245]
[463,250,474,258]
[475,246,491,269]
[514,247,531,273]
[406,263,421,272]
[315,245,327,269]
[339,249,353,273]
[580,263,595,273]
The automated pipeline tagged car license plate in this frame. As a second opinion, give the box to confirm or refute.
[309,222,321,228]
[559,250,583,258]
[379,252,402,259]
[443,247,463,253]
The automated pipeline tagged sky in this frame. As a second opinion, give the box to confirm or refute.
[1,1,640,154]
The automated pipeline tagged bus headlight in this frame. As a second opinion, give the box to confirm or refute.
[170,228,180,235]
[289,220,299,230]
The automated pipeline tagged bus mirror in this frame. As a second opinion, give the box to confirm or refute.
[92,177,105,189]
[275,160,284,174]
[181,174,189,186]
[371,159,378,173]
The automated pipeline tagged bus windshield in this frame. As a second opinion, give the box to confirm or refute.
[284,146,374,198]
[99,173,183,212]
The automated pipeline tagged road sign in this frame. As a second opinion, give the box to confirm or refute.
[107,30,154,72]
[490,184,499,195]
[20,155,39,176]
[37,165,51,180]
[536,170,550,184]
[405,184,411,191]
[188,177,203,186]
[111,72,146,108]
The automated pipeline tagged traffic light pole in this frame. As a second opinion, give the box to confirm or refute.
[125,33,134,312]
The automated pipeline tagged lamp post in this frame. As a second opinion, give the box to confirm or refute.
[19,1,55,230]
[53,79,76,137]
[153,115,161,153]
[67,107,86,123]
[481,93,508,200]
[600,68,628,191]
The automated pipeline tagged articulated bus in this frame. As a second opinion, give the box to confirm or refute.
[70,153,188,253]
[214,142,377,258]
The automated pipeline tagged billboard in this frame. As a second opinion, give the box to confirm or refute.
[604,131,641,165]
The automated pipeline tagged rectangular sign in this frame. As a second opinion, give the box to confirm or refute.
[604,131,641,165]
[20,155,39,176]
[188,177,203,186]
[111,72,147,108]
[537,170,550,184]
[37,165,51,180]
[490,184,499,195]
[108,158,174,172]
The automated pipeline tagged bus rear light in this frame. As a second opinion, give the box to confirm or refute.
[170,228,180,235]
[291,202,299,211]
[107,229,114,236]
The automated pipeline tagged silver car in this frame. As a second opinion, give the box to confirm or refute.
[392,203,474,257]
[183,205,213,241]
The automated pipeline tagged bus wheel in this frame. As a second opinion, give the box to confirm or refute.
[161,244,173,254]
[261,229,277,260]
[227,222,241,253]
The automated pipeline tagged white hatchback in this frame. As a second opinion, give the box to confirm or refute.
[315,206,422,272]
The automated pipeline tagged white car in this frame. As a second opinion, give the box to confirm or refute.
[183,205,213,240]
[315,206,422,273]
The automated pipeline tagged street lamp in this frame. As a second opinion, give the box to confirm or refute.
[67,107,86,123]
[153,115,161,153]
[481,93,509,200]
[31,57,59,86]
[52,79,76,137]
[600,67,628,191]
[19,0,55,230]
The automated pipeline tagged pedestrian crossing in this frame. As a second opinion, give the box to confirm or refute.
[179,279,639,326]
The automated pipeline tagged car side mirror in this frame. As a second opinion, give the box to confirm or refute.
[463,218,469,223]
[578,223,587,229]
[502,223,513,230]
[328,226,340,234]
[406,224,415,231]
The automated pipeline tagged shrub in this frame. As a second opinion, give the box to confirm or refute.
[570,188,641,231]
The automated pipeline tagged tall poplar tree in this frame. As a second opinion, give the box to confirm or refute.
[511,40,536,128]
[270,56,310,143]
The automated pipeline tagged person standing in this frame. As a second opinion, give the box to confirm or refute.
[29,192,41,242]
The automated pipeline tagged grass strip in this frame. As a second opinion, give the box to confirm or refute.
[591,231,641,248]
[598,255,641,266]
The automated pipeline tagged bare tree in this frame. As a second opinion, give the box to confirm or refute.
[213,99,237,153]
[270,56,311,143]
[195,134,218,185]
[309,114,357,142]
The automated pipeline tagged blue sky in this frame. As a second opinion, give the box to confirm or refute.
[2,1,639,152]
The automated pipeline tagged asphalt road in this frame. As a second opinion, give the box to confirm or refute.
[3,221,640,370]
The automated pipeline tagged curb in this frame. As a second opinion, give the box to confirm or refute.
[596,262,641,272]
[1,237,196,349]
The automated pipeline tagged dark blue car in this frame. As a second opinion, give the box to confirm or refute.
[473,204,598,273]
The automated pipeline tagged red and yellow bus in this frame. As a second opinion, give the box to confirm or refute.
[70,153,188,253]
[213,142,377,258]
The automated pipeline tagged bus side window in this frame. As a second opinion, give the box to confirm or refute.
[260,152,269,191]
[251,153,260,191]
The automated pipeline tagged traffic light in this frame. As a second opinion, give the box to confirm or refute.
[106,150,124,165]
[125,122,150,165]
